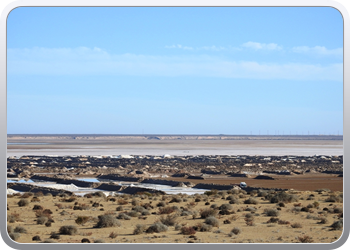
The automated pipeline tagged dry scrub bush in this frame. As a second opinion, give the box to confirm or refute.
[50,233,60,239]
[7,225,13,234]
[204,189,218,196]
[32,205,43,211]
[146,222,168,233]
[231,227,241,235]
[244,197,259,205]
[133,224,147,235]
[325,195,342,203]
[219,203,233,211]
[127,210,141,217]
[180,226,196,235]
[75,216,90,225]
[109,232,118,239]
[266,217,279,224]
[9,232,21,241]
[169,196,182,203]
[14,226,27,234]
[32,235,41,241]
[36,216,48,225]
[269,192,299,203]
[159,206,176,214]
[7,213,20,223]
[117,213,131,220]
[298,235,313,243]
[21,192,33,198]
[92,191,107,199]
[200,208,218,219]
[264,208,279,217]
[278,220,290,225]
[331,220,343,230]
[291,222,303,228]
[194,223,212,232]
[31,197,40,202]
[318,218,328,224]
[159,214,178,226]
[17,199,29,207]
[205,216,220,227]
[117,199,128,205]
[59,225,78,235]
[94,215,121,228]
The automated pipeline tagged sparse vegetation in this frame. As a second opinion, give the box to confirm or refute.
[59,225,78,235]
[17,199,29,207]
[94,215,121,228]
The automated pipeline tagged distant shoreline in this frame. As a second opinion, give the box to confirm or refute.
[7,134,343,141]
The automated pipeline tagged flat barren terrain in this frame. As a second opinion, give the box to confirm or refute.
[6,135,344,244]
[7,189,343,244]
[7,135,343,156]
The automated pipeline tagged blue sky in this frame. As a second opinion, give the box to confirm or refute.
[7,7,343,135]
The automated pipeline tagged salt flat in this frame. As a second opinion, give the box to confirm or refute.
[7,138,343,156]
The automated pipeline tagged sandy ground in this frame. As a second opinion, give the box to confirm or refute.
[7,189,343,244]
[7,139,343,156]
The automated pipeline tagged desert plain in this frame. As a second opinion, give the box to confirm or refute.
[6,135,344,244]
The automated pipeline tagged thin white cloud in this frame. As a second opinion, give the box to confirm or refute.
[292,46,343,56]
[7,47,342,81]
[242,41,283,51]
[165,44,239,52]
[164,44,193,50]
